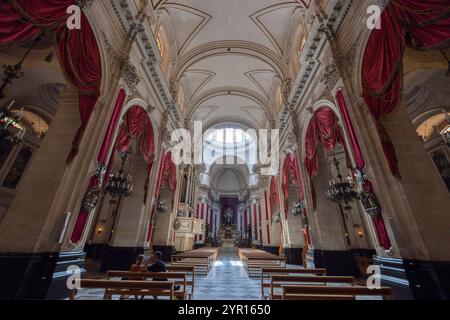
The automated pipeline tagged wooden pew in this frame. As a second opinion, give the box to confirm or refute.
[237,248,287,275]
[106,271,191,300]
[260,268,327,297]
[167,265,196,297]
[268,275,355,300]
[281,285,393,300]
[68,279,174,300]
[169,261,209,275]
[172,248,219,268]
[247,263,284,278]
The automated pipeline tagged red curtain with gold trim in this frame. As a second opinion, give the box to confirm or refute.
[304,107,345,178]
[269,176,279,218]
[70,89,126,244]
[282,153,304,209]
[336,89,392,250]
[158,151,177,194]
[362,0,450,178]
[116,106,154,164]
[0,1,102,164]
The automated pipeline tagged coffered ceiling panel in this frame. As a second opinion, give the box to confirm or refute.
[156,0,307,129]
[185,55,276,100]
[163,4,211,55]
[193,94,266,129]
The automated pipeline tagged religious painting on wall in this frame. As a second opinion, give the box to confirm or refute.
[2,146,33,190]
[431,150,450,193]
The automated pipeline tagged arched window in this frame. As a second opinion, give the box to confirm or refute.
[204,126,256,166]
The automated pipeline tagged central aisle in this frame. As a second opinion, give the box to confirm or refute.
[193,246,261,300]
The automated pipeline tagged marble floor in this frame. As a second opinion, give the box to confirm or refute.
[74,247,379,300]
[75,246,262,300]
[192,245,261,300]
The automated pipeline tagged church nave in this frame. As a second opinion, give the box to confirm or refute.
[0,0,449,303]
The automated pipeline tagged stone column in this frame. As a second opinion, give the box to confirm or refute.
[282,184,305,265]
[0,89,86,299]
[100,153,147,271]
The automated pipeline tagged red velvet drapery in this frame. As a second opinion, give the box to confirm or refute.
[97,90,126,163]
[336,89,392,250]
[146,151,177,242]
[70,89,126,244]
[158,151,177,194]
[363,180,392,250]
[116,106,155,164]
[282,153,305,209]
[362,0,450,178]
[0,1,102,164]
[336,90,365,169]
[60,14,101,163]
[269,176,280,217]
[304,107,345,178]
[0,1,71,45]
[282,152,312,245]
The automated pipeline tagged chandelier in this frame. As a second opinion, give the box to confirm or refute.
[154,198,168,214]
[326,155,360,210]
[0,101,26,145]
[0,32,44,99]
[292,199,306,217]
[106,152,133,200]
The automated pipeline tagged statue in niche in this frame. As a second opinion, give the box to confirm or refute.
[224,208,233,226]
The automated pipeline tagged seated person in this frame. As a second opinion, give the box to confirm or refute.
[147,251,180,292]
[130,254,145,272]
[120,254,145,299]
[147,251,167,279]
[124,254,145,280]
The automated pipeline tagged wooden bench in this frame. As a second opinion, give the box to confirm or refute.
[169,261,209,275]
[281,285,393,300]
[237,248,287,275]
[167,265,195,297]
[68,279,174,300]
[172,248,219,268]
[260,268,327,297]
[106,271,191,300]
[247,263,285,277]
[268,275,355,300]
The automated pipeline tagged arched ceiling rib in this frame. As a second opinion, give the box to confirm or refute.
[156,0,308,130]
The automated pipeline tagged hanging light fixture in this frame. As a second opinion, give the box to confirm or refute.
[292,199,306,217]
[0,101,27,145]
[106,152,134,200]
[325,155,360,210]
[0,32,45,99]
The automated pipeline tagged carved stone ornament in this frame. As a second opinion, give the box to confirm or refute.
[82,186,101,212]
[76,0,94,9]
[173,218,181,231]
[146,104,156,114]
[320,62,340,94]
[360,191,382,217]
[122,60,140,92]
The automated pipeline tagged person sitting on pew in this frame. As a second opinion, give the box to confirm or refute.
[130,254,146,272]
[119,254,146,299]
[147,251,181,294]
[147,251,167,274]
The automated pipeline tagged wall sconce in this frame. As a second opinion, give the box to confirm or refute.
[97,226,104,234]
[357,229,364,238]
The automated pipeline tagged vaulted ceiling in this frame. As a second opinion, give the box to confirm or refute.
[155,0,310,130]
